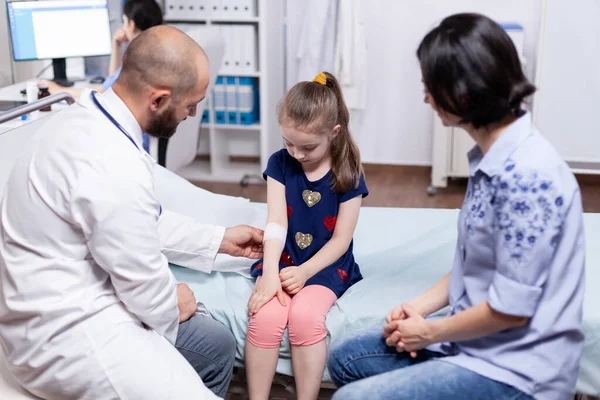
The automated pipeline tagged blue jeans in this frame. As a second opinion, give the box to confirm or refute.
[327,327,534,400]
[175,314,236,398]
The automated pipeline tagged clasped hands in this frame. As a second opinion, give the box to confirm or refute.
[382,303,434,358]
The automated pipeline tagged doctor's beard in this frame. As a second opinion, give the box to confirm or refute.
[146,106,179,138]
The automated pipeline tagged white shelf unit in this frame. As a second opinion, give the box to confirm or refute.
[163,0,285,183]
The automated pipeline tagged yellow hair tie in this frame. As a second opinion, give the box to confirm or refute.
[313,72,327,86]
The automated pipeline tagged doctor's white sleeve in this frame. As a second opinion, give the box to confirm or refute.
[157,209,225,273]
[70,163,180,345]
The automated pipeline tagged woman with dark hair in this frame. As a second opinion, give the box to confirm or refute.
[105,0,164,88]
[326,13,585,400]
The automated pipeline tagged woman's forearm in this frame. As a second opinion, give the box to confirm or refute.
[410,272,451,317]
[429,301,528,344]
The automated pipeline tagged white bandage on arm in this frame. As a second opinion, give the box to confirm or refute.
[263,223,287,246]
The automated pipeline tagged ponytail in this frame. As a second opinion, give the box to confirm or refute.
[323,72,363,193]
[278,71,364,193]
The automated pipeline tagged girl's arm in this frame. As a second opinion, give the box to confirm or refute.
[261,177,288,275]
[247,177,288,314]
[280,195,362,294]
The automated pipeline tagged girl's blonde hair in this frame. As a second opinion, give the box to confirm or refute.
[277,72,363,193]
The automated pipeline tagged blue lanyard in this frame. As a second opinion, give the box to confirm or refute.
[91,91,140,151]
[90,91,162,216]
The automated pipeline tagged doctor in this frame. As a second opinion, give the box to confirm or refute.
[0,26,258,399]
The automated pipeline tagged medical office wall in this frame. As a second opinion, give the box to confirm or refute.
[286,0,543,166]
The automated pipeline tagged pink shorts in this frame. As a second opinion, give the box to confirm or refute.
[247,284,337,348]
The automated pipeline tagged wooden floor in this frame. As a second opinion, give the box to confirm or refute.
[193,164,600,213]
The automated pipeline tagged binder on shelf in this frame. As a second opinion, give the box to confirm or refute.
[164,0,179,20]
[219,25,234,73]
[165,0,199,21]
[183,0,196,18]
[177,1,187,19]
[214,76,227,124]
[237,77,259,125]
[232,26,243,71]
[195,0,210,19]
[217,25,257,75]
[237,0,257,18]
[214,76,259,126]
[221,0,235,18]
[202,109,210,124]
[241,25,257,73]
[225,77,238,124]
[211,0,223,19]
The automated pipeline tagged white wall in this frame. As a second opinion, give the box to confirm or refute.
[286,0,543,166]
[533,0,600,165]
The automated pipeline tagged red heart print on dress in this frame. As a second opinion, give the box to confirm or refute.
[280,252,294,266]
[337,268,348,283]
[324,216,337,232]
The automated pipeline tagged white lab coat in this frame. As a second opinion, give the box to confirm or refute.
[0,89,223,399]
[295,0,338,83]
[334,0,367,110]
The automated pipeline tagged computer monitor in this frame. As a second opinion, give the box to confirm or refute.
[6,0,112,87]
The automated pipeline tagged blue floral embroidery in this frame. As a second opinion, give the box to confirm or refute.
[462,159,565,266]
[463,174,495,235]
[493,159,564,265]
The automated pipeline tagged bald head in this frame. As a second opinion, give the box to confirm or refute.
[117,25,209,99]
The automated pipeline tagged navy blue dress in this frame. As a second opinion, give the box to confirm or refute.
[250,149,368,298]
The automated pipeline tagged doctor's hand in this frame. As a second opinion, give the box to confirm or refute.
[384,303,433,357]
[219,225,264,259]
[279,267,308,295]
[248,274,286,315]
[177,283,197,323]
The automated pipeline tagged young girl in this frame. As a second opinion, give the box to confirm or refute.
[245,72,368,400]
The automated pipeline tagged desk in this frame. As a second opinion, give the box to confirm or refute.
[0,79,93,102]
[0,79,93,132]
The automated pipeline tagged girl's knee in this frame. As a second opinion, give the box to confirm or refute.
[246,297,289,348]
[288,285,336,346]
[288,302,328,347]
[289,308,327,346]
